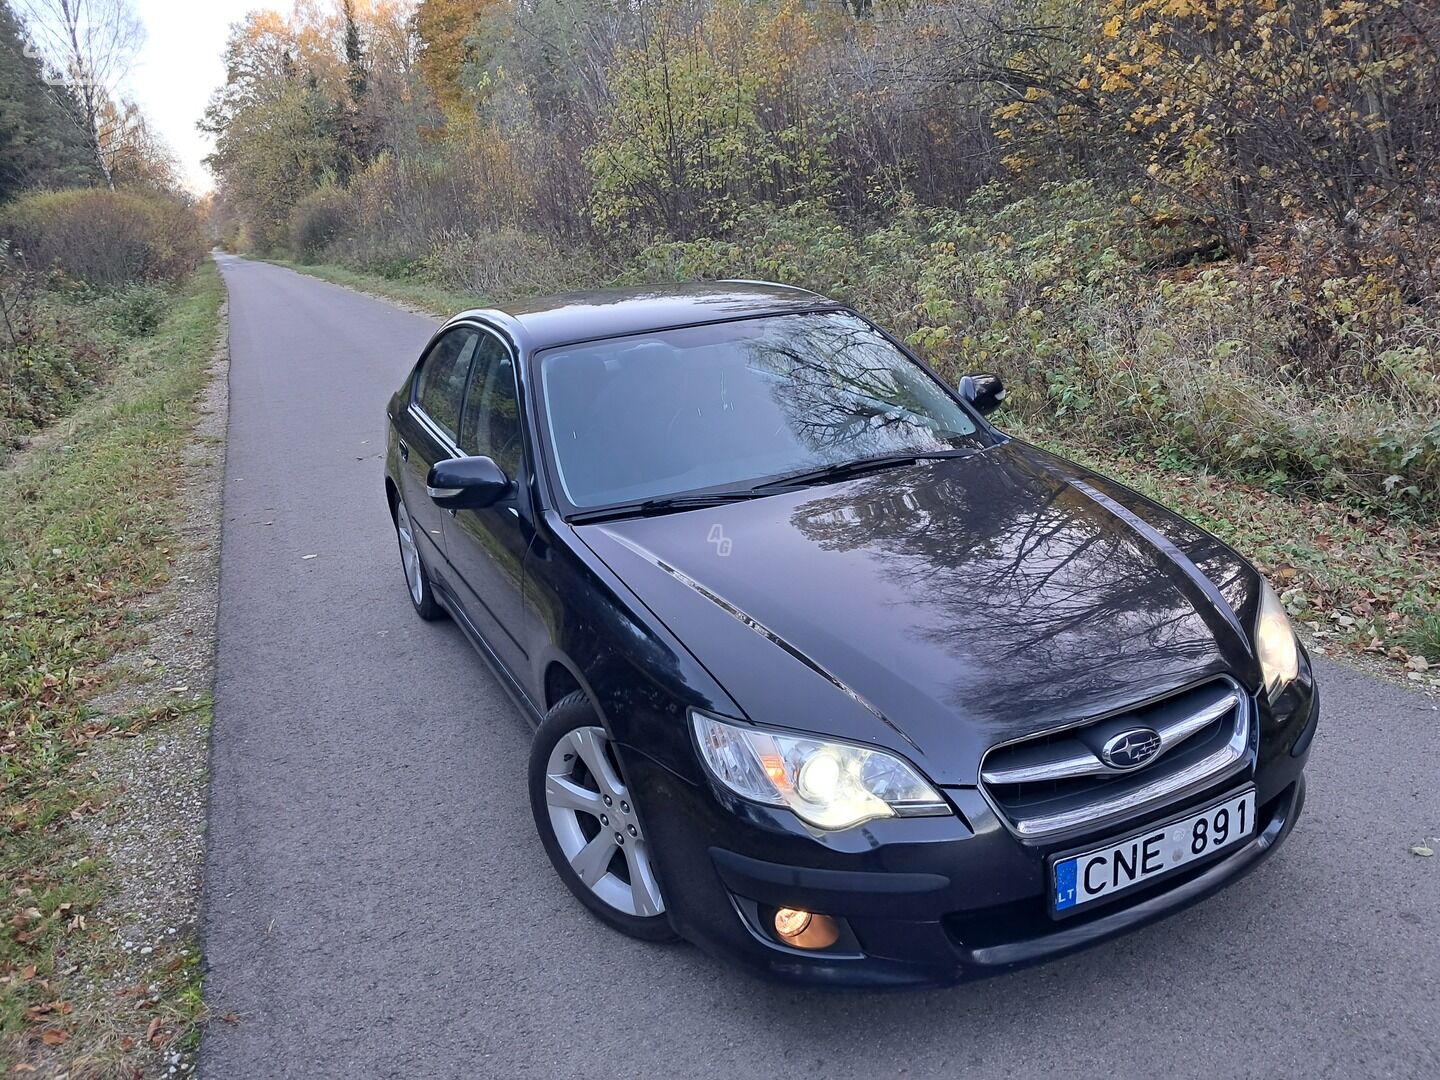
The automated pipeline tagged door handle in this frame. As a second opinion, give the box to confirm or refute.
[398,438,409,462]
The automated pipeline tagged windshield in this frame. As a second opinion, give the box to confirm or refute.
[537,311,985,509]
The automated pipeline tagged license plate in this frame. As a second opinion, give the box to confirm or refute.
[1051,789,1256,914]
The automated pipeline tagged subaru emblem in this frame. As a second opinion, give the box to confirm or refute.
[1101,727,1162,771]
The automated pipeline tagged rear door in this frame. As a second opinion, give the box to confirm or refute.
[399,326,480,568]
[443,327,533,677]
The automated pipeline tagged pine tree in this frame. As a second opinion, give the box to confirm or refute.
[0,0,100,202]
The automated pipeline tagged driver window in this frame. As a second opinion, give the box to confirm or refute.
[460,333,523,478]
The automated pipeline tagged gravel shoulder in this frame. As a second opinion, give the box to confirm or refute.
[75,297,230,1078]
[0,268,227,1078]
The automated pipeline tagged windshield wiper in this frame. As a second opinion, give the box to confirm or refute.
[753,448,978,491]
[567,490,764,525]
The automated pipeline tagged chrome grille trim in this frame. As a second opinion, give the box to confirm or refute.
[978,678,1250,839]
[1156,690,1240,752]
[1009,708,1248,836]
[980,687,1241,786]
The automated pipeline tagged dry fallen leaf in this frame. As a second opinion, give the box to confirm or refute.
[40,1029,68,1046]
[1411,845,1434,858]
[145,1017,162,1044]
[301,554,318,560]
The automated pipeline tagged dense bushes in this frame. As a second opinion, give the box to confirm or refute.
[298,144,533,272]
[290,182,352,260]
[1,189,206,287]
[0,254,109,454]
[619,187,1440,511]
[0,189,206,457]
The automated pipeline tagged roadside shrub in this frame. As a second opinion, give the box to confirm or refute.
[320,142,532,274]
[411,227,597,300]
[0,252,113,456]
[882,186,1440,510]
[0,189,206,287]
[289,183,353,261]
[105,284,169,337]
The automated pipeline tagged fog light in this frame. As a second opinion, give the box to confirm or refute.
[772,907,840,950]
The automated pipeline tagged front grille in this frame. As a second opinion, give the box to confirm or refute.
[980,678,1250,839]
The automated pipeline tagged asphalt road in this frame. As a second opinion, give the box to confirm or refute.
[203,255,1440,1080]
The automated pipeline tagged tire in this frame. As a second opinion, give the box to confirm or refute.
[529,692,675,941]
[393,495,445,621]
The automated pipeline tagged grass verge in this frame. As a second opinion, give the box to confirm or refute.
[1,263,225,1073]
[268,258,478,316]
[277,258,1436,686]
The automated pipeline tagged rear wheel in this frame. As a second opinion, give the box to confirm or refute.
[529,692,674,940]
[394,496,444,621]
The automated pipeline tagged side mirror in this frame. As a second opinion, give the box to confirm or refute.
[959,373,1006,416]
[427,456,511,510]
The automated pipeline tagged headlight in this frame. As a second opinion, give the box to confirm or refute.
[1256,580,1300,700]
[691,712,949,830]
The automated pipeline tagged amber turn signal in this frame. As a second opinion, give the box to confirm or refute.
[772,907,840,950]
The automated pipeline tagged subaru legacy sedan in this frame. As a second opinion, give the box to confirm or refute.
[383,282,1317,987]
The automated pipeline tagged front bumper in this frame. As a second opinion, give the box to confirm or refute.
[622,679,1317,988]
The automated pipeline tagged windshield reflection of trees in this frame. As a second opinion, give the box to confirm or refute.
[788,451,1224,719]
[739,315,977,460]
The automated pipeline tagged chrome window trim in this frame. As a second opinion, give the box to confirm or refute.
[408,403,460,459]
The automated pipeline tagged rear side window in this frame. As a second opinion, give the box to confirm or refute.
[414,328,479,440]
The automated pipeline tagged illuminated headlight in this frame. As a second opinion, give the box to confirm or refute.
[691,712,949,830]
[1256,580,1300,700]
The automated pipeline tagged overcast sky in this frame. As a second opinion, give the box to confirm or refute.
[129,0,285,193]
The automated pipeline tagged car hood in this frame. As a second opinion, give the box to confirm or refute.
[574,441,1261,786]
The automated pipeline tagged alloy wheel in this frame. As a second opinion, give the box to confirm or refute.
[395,498,424,605]
[544,726,665,918]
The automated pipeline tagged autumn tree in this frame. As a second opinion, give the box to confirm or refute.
[202,10,344,249]
[988,0,1440,274]
[586,0,830,238]
[97,93,178,190]
[415,0,502,123]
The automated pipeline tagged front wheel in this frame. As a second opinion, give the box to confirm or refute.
[529,692,674,941]
[394,495,444,621]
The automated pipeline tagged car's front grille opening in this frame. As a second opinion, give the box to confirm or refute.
[980,678,1250,839]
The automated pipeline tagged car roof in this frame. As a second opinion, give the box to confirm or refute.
[446,280,844,351]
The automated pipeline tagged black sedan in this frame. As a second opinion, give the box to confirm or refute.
[383,282,1317,987]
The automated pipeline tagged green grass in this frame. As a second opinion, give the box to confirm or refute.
[0,264,224,1068]
[270,258,480,316]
